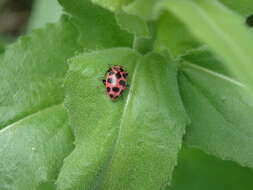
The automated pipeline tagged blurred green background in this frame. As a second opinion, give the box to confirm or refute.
[1,0,253,189]
[0,0,61,42]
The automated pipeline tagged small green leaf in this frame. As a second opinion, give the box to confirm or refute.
[220,0,253,16]
[154,12,201,57]
[27,0,62,31]
[123,0,162,21]
[59,0,133,50]
[57,48,188,190]
[161,0,253,92]
[116,11,150,38]
[167,147,253,190]
[179,62,253,168]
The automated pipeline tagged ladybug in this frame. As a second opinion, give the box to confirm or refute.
[103,65,128,100]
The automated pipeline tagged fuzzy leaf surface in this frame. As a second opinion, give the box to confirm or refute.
[179,62,253,168]
[57,48,188,190]
[59,0,133,50]
[0,20,76,189]
[0,0,133,188]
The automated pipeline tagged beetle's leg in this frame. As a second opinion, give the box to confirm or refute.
[107,67,112,73]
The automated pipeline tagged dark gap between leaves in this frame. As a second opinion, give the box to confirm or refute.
[246,14,253,27]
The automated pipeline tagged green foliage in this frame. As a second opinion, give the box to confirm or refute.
[1,0,253,189]
[179,62,253,168]
[161,0,253,92]
[0,20,76,189]
[27,0,62,31]
[220,0,253,16]
[116,11,150,38]
[0,105,73,189]
[153,12,201,56]
[168,147,253,190]
[0,0,132,189]
[57,49,188,190]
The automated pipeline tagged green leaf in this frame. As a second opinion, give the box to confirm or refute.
[154,12,201,57]
[123,0,162,21]
[27,0,62,31]
[0,105,73,190]
[0,19,77,129]
[57,48,188,190]
[91,0,133,12]
[0,0,133,187]
[179,62,253,168]
[220,0,253,16]
[0,20,76,189]
[181,47,232,77]
[116,11,150,38]
[167,147,253,190]
[161,0,253,92]
[59,0,133,50]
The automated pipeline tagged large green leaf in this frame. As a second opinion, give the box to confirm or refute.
[0,0,133,188]
[161,0,253,92]
[154,12,200,57]
[57,48,188,190]
[168,147,253,190]
[179,62,253,168]
[0,105,73,190]
[0,20,76,189]
[0,19,76,129]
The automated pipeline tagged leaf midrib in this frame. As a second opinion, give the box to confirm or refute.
[182,61,245,88]
[102,57,141,184]
[0,103,62,134]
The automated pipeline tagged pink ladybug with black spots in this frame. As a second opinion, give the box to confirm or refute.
[103,65,128,100]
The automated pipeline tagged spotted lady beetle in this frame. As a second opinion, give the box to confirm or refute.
[103,65,128,100]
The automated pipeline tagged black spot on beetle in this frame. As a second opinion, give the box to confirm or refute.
[123,73,128,78]
[116,73,121,79]
[107,78,112,83]
[119,80,126,86]
[112,87,120,92]
[109,94,114,98]
[107,87,111,92]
